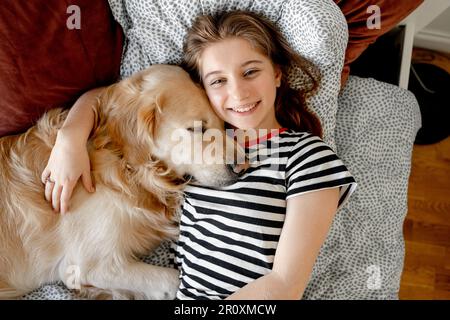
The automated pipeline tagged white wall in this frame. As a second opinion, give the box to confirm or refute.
[426,6,450,31]
[398,0,450,88]
[413,2,450,53]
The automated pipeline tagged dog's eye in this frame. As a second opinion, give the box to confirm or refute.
[187,127,206,134]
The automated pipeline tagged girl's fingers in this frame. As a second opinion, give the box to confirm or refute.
[44,179,54,202]
[81,171,95,193]
[52,184,63,213]
[60,183,76,214]
[41,168,50,185]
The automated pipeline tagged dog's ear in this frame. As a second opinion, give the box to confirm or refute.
[92,78,140,124]
[137,93,164,145]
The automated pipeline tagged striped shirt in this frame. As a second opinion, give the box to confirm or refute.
[173,129,357,300]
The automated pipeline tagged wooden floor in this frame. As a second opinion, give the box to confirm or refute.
[399,135,450,299]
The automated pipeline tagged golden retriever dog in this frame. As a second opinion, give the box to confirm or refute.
[0,65,244,299]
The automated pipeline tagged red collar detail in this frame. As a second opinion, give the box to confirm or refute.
[243,128,288,148]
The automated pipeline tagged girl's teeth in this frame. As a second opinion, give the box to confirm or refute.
[232,103,257,112]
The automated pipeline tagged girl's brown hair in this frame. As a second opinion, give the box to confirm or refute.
[182,10,323,137]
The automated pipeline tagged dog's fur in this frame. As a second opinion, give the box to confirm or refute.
[0,65,241,299]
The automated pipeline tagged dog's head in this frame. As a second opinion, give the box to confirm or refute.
[93,65,247,189]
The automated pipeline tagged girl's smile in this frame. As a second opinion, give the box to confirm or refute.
[228,100,260,114]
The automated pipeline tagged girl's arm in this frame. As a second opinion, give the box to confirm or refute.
[226,187,340,300]
[41,87,105,214]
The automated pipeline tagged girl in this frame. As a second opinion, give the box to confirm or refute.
[42,11,356,300]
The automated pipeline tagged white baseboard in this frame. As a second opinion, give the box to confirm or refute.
[414,28,450,53]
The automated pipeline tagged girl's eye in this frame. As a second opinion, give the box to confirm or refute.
[244,69,259,77]
[209,79,225,87]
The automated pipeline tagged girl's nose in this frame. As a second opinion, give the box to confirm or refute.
[229,79,250,101]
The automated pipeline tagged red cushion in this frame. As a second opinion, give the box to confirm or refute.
[334,0,424,88]
[0,0,123,137]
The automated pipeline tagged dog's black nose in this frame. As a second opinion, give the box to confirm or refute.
[227,161,249,176]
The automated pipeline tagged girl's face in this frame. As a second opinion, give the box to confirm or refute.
[200,37,282,131]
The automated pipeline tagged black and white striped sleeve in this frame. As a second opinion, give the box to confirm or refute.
[285,134,357,210]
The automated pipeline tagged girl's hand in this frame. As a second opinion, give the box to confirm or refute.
[41,129,95,214]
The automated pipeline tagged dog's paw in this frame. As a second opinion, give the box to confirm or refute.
[144,268,180,300]
[78,286,147,300]
[77,286,114,300]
